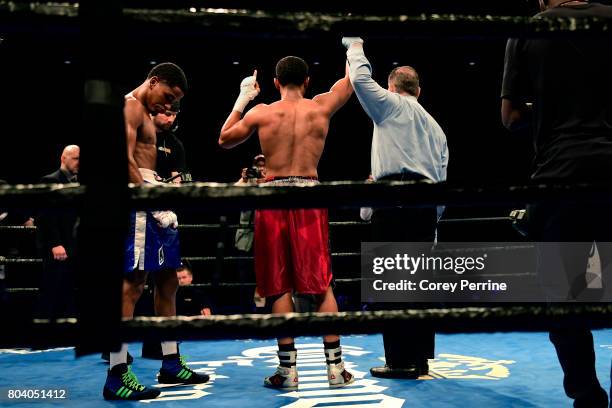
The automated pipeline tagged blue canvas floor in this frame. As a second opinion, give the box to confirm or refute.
[1,331,611,407]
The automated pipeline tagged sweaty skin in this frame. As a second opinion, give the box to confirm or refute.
[125,96,158,184]
[125,78,184,184]
[247,99,330,177]
[219,65,353,178]
[219,65,354,349]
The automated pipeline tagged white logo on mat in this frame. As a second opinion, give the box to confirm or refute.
[242,343,405,407]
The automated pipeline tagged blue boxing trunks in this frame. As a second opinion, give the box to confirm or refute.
[124,168,181,274]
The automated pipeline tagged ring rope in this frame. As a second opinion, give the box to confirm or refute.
[3,274,537,294]
[3,2,612,37]
[0,244,536,265]
[0,256,43,264]
[4,305,612,348]
[3,181,612,212]
[0,217,515,231]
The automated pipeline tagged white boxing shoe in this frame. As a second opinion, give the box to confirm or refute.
[264,365,298,390]
[327,361,354,388]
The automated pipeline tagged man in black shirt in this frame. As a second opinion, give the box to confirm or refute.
[153,100,187,183]
[140,101,193,359]
[502,1,612,181]
[140,262,211,360]
[501,1,612,406]
[176,262,212,316]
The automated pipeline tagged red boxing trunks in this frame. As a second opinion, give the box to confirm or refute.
[254,176,333,298]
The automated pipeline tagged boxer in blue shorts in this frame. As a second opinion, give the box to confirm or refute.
[103,63,208,401]
[124,169,182,274]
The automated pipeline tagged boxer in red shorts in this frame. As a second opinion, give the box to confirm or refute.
[255,177,331,297]
[219,56,354,390]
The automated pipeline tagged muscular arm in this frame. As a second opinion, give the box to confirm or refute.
[125,100,144,184]
[313,63,353,116]
[218,105,262,149]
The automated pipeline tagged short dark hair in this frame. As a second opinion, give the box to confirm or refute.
[148,62,188,93]
[275,56,309,87]
[388,66,419,96]
[177,259,192,274]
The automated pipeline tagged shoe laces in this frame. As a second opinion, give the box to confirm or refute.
[122,367,145,391]
[276,365,295,376]
[332,361,344,370]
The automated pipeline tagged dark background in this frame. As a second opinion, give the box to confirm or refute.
[0,1,550,186]
[3,1,612,315]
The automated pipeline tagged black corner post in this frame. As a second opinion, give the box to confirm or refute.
[76,0,129,356]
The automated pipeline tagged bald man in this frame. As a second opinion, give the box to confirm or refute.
[342,37,448,380]
[36,144,80,319]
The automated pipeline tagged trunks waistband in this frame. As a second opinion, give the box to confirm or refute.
[264,176,318,182]
[262,176,319,186]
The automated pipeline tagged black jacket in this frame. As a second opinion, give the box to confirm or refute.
[36,170,78,256]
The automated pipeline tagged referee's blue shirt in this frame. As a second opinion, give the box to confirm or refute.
[347,46,448,182]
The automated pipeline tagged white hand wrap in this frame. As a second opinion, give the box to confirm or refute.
[152,210,178,229]
[341,37,364,49]
[233,73,260,113]
[360,207,373,222]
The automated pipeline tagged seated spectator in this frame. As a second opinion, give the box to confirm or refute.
[176,261,212,316]
[140,261,212,360]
